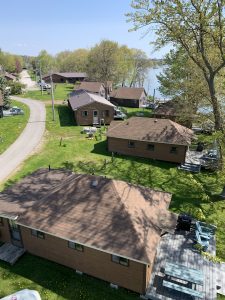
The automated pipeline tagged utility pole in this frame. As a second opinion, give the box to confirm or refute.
[50,72,55,121]
[39,61,43,96]
[152,88,155,104]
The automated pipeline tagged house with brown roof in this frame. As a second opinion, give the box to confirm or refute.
[43,72,87,84]
[0,91,3,118]
[107,117,195,163]
[4,72,16,81]
[110,87,147,108]
[0,168,177,294]
[153,99,195,128]
[77,81,106,98]
[68,89,115,125]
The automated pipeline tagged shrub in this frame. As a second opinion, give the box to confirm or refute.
[8,81,25,94]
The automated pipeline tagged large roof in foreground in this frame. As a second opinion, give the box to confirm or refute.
[68,89,115,110]
[0,169,177,264]
[107,117,194,146]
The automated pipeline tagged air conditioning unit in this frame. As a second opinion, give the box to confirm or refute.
[110,283,118,289]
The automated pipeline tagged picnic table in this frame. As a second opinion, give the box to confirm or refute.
[165,262,204,286]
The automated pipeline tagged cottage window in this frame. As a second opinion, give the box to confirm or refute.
[111,255,129,267]
[147,144,155,151]
[170,146,178,154]
[68,241,84,252]
[31,229,45,239]
[82,111,88,117]
[128,140,135,148]
[0,217,3,226]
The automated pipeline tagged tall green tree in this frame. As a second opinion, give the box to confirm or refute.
[0,76,10,108]
[87,40,119,83]
[37,50,55,75]
[128,48,150,87]
[128,0,225,130]
[56,49,89,72]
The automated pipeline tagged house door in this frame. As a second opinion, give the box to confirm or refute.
[8,219,23,248]
[93,110,99,124]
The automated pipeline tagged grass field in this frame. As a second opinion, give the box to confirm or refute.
[0,100,30,155]
[3,104,225,260]
[21,83,74,101]
[0,254,137,300]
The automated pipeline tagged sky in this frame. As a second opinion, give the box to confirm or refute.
[0,0,170,58]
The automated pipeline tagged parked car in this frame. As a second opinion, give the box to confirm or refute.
[38,80,51,90]
[114,108,126,120]
[3,106,24,117]
[1,289,41,300]
[141,102,157,109]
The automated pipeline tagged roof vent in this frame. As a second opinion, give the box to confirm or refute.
[91,180,98,187]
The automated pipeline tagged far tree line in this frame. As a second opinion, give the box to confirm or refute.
[29,40,153,88]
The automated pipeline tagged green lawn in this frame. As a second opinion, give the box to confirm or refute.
[21,83,74,101]
[218,295,225,300]
[121,106,152,118]
[3,104,225,260]
[0,101,30,155]
[0,254,137,300]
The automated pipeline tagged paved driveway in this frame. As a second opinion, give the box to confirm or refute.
[19,70,38,90]
[0,97,46,183]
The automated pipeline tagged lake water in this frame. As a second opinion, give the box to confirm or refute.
[144,66,167,100]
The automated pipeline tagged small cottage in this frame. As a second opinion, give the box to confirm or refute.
[43,72,87,84]
[68,89,115,125]
[107,117,194,163]
[0,168,177,294]
[110,87,147,108]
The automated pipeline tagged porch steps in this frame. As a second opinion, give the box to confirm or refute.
[178,162,201,173]
[0,243,26,265]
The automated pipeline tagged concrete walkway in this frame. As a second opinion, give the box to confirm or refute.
[0,97,46,183]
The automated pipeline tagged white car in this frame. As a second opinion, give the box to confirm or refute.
[1,289,41,300]
[114,109,126,120]
[3,107,24,117]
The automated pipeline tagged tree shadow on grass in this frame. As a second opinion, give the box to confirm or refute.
[57,105,75,127]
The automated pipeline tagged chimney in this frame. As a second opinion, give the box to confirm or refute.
[91,180,98,187]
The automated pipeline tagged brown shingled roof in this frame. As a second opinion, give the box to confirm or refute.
[43,72,87,79]
[154,100,182,117]
[68,89,114,110]
[0,168,177,264]
[110,87,146,100]
[107,117,194,146]
[77,81,104,93]
[4,72,16,81]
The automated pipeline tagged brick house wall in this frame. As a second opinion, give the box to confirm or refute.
[0,220,152,294]
[73,102,115,126]
[107,137,187,163]
[0,218,11,242]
